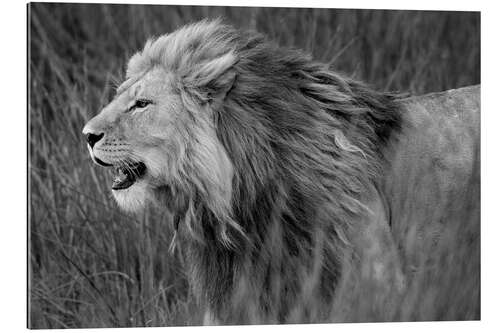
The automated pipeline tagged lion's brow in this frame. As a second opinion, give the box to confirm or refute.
[115,72,148,97]
[116,79,135,96]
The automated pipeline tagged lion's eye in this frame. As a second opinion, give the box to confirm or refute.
[129,99,152,112]
[135,99,151,108]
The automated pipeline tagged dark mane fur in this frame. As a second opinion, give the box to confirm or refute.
[130,20,402,323]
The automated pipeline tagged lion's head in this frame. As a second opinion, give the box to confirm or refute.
[83,21,241,240]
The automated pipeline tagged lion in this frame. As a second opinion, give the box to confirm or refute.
[82,20,480,324]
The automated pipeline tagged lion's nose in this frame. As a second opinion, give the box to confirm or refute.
[85,132,104,148]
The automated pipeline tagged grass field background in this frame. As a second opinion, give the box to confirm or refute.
[28,3,480,328]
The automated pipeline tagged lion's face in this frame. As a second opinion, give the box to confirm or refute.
[82,67,191,211]
[83,61,235,214]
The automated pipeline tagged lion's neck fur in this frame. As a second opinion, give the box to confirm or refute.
[183,50,400,323]
[143,21,402,323]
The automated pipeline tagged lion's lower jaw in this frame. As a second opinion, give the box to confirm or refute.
[112,180,151,212]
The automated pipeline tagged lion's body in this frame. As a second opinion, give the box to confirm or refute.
[329,86,480,322]
[381,87,480,320]
[388,86,480,279]
[83,21,480,324]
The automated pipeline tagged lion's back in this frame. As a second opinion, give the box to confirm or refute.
[383,85,480,320]
[405,85,480,121]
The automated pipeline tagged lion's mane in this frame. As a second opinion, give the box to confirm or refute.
[126,20,402,324]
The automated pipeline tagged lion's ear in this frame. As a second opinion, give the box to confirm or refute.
[183,52,238,103]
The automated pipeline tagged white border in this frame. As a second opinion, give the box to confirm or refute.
[2,1,498,332]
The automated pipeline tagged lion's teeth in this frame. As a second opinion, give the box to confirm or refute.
[110,162,146,190]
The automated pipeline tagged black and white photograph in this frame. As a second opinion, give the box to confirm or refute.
[24,1,486,329]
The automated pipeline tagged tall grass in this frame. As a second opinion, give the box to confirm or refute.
[28,3,480,328]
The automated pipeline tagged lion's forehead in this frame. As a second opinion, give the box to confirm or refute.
[120,69,176,100]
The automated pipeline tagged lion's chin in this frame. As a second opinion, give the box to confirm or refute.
[112,179,152,213]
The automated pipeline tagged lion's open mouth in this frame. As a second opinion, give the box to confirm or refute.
[112,162,147,190]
